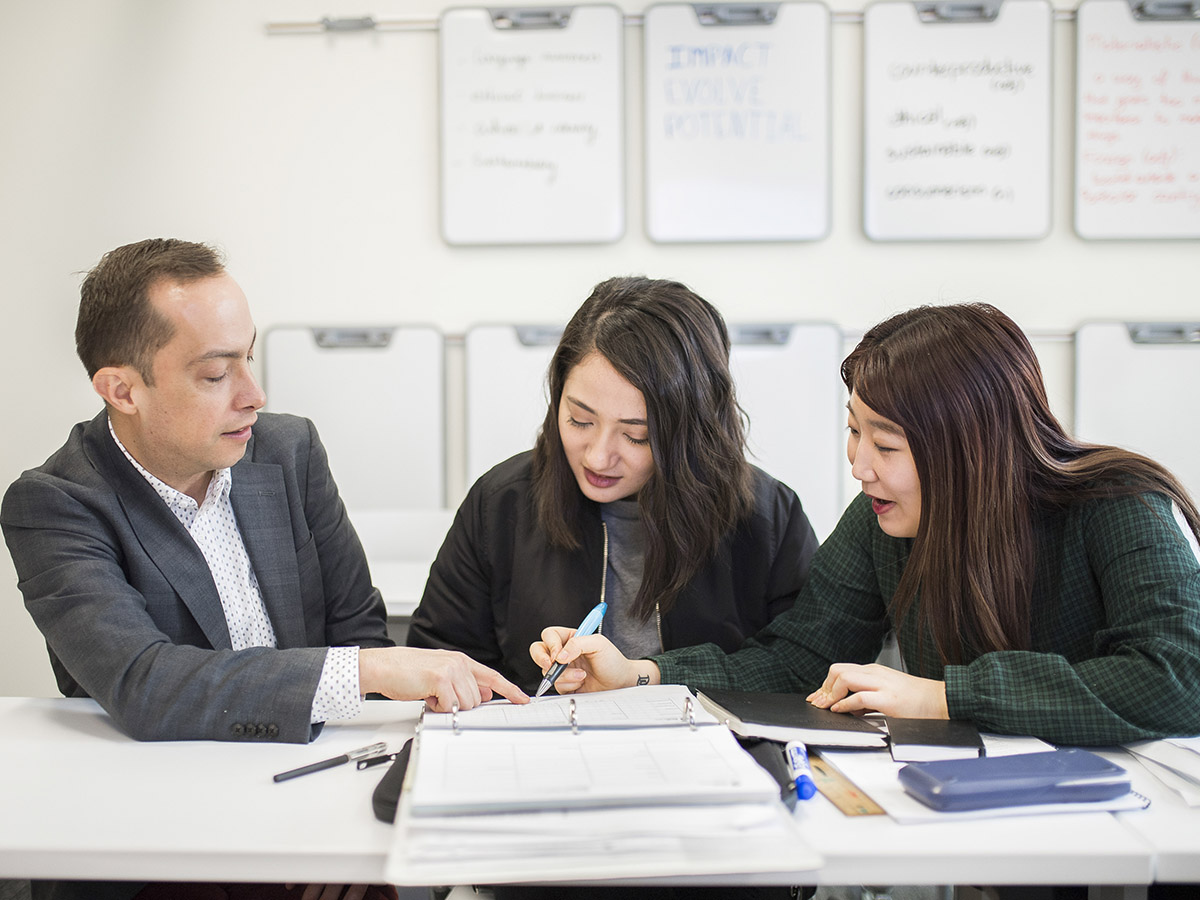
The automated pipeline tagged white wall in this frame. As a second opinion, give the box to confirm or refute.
[0,1,1193,697]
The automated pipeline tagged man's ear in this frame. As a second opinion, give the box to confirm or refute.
[92,366,141,414]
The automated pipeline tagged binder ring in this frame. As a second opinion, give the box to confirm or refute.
[451,702,460,735]
[569,698,579,735]
[683,696,696,731]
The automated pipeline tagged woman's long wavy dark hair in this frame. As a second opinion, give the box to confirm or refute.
[842,302,1200,664]
[532,276,753,620]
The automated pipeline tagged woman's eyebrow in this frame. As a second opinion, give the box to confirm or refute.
[566,395,647,426]
[868,417,904,437]
[846,401,904,436]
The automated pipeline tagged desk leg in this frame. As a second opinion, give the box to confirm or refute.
[1088,887,1147,900]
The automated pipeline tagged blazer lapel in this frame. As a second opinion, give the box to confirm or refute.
[82,414,233,650]
[230,458,307,649]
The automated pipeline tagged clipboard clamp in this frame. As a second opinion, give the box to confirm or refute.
[311,327,393,349]
[489,7,574,29]
[1126,0,1200,19]
[914,0,1002,22]
[514,325,565,346]
[1127,322,1200,344]
[730,324,792,346]
[692,4,780,26]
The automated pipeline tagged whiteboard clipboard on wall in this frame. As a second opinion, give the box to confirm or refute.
[1074,321,1200,503]
[643,2,832,242]
[439,5,625,245]
[862,0,1053,241]
[465,323,561,486]
[264,326,450,618]
[1074,0,1200,240]
[263,326,445,510]
[727,322,844,540]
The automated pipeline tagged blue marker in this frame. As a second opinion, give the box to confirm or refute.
[535,601,607,698]
[785,740,817,801]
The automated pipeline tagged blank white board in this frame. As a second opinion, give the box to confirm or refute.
[352,509,457,617]
[862,0,1053,241]
[1074,0,1200,239]
[465,322,846,539]
[465,323,561,486]
[643,2,831,242]
[439,5,625,244]
[263,326,445,511]
[1075,321,1200,503]
[728,322,844,539]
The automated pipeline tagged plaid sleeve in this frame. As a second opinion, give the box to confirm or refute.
[947,491,1200,745]
[655,495,893,695]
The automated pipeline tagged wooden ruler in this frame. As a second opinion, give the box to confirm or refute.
[810,752,886,816]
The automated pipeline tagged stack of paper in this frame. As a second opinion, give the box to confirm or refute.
[385,685,822,885]
[388,802,815,885]
[1124,736,1200,806]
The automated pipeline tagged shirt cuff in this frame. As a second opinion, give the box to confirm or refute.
[942,664,973,721]
[310,646,364,725]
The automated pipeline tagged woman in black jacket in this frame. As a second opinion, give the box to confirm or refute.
[407,275,820,693]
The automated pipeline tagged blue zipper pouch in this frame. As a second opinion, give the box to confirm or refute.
[898,748,1131,812]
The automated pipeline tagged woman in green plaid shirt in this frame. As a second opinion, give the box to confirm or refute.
[533,302,1200,744]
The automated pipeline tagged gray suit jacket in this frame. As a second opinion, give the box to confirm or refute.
[2,410,392,743]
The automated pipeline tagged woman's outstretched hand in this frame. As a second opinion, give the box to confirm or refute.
[807,662,948,719]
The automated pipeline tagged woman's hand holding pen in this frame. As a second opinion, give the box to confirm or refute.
[807,662,948,719]
[530,627,661,693]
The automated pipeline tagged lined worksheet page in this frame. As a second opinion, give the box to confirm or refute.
[408,718,776,814]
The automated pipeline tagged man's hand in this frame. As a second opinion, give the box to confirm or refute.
[358,647,528,711]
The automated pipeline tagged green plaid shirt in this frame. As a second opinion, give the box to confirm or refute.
[655,491,1200,745]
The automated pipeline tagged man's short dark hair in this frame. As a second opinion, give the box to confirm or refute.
[75,238,226,384]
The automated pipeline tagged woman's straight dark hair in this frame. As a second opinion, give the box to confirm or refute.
[842,302,1200,665]
[532,276,754,620]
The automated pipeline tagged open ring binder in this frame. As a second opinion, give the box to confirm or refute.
[407,685,785,815]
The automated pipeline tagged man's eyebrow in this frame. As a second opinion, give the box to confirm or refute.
[191,331,256,365]
[565,395,647,427]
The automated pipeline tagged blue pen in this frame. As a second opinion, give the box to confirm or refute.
[535,601,607,698]
[785,740,817,801]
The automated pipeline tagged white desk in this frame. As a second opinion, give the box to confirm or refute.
[0,697,409,884]
[0,697,1192,894]
[1106,750,1200,885]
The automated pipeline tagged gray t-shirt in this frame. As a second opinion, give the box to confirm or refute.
[598,499,661,659]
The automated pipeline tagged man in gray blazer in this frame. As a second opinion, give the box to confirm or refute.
[2,238,526,748]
